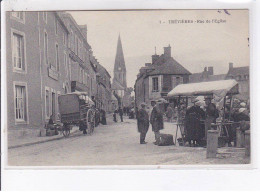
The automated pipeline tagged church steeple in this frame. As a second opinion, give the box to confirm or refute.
[113,34,127,88]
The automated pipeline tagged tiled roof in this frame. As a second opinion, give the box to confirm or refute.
[227,66,249,77]
[189,72,203,83]
[147,57,191,76]
[207,74,226,81]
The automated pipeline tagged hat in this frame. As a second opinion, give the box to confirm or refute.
[191,97,199,103]
[195,101,201,106]
[204,95,213,100]
[141,103,146,107]
[240,102,246,107]
[239,108,247,113]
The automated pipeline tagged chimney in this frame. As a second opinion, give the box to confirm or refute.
[164,44,171,58]
[204,67,207,72]
[152,55,159,64]
[229,62,233,70]
[208,66,214,75]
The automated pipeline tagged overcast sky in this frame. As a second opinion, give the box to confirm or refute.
[69,10,249,88]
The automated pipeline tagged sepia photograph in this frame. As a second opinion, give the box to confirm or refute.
[3,9,251,166]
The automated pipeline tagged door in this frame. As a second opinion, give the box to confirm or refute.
[52,92,55,120]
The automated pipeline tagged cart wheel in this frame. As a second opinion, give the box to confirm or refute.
[62,125,71,137]
[86,109,95,135]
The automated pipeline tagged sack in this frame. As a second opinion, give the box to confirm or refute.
[158,134,174,146]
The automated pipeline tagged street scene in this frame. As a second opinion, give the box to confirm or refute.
[5,10,250,166]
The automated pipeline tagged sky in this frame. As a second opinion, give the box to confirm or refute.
[69,10,249,88]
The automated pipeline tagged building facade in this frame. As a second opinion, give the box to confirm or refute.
[6,11,108,131]
[226,63,249,100]
[189,66,226,83]
[135,45,191,109]
[61,13,97,99]
[6,11,71,129]
[96,63,112,112]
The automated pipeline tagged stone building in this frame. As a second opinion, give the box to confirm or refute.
[189,66,226,83]
[226,63,249,100]
[61,13,97,98]
[96,63,112,112]
[134,45,191,109]
[6,11,108,133]
[6,11,70,129]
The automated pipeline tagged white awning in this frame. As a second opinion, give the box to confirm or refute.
[167,79,239,98]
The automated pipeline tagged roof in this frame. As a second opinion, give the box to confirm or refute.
[227,66,249,77]
[188,72,202,83]
[189,72,226,83]
[147,57,191,76]
[111,93,118,101]
[167,79,239,97]
[207,74,226,81]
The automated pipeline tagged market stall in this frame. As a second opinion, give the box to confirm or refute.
[167,79,239,146]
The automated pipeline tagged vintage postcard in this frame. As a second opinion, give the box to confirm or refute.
[2,8,250,167]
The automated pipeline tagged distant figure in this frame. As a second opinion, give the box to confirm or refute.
[47,115,55,130]
[204,96,219,139]
[118,107,123,122]
[100,109,107,125]
[137,103,149,144]
[129,108,135,119]
[123,107,127,116]
[150,101,164,145]
[165,104,174,122]
[113,110,118,122]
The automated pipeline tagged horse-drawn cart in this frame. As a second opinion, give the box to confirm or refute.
[58,92,96,137]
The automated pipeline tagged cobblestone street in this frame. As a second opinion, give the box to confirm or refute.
[8,116,249,166]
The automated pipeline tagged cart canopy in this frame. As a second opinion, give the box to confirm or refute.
[167,79,239,98]
[60,92,95,105]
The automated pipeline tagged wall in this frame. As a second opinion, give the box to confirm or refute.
[6,11,70,130]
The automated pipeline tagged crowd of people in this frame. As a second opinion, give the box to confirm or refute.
[164,96,250,147]
[113,106,136,122]
[135,95,250,147]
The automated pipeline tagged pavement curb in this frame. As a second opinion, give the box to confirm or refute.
[8,130,79,149]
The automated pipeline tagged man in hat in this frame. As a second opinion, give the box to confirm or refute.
[204,96,219,139]
[137,103,150,144]
[150,100,164,145]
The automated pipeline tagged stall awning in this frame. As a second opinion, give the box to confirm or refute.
[167,79,239,98]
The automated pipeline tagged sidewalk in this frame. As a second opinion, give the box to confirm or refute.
[8,114,114,149]
[8,127,79,149]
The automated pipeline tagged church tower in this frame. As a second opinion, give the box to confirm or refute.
[113,35,127,88]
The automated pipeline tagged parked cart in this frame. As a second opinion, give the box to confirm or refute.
[58,92,96,137]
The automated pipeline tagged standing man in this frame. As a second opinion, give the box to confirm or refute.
[150,101,164,145]
[113,109,118,122]
[137,103,149,144]
[118,107,124,122]
[204,96,219,139]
